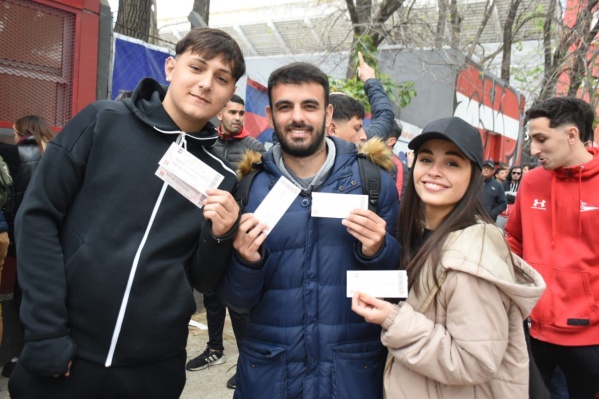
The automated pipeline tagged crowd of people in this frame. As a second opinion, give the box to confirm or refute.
[0,27,597,399]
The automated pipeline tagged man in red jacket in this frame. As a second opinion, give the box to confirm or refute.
[505,96,599,398]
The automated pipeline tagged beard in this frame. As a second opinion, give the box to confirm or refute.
[273,119,327,157]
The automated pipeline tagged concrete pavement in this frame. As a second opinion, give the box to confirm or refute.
[182,309,238,399]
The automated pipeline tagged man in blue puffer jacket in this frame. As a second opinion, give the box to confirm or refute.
[219,62,400,399]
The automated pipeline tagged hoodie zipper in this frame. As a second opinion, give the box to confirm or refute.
[104,133,186,367]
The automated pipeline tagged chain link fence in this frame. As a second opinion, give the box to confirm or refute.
[0,0,75,128]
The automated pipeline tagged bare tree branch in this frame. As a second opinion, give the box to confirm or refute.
[466,0,496,59]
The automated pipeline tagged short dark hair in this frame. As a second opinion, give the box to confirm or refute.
[267,62,329,108]
[329,94,364,122]
[229,94,245,106]
[175,28,246,82]
[525,97,595,142]
[493,163,508,178]
[388,122,402,140]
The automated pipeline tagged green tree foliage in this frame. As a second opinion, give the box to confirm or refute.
[329,36,416,112]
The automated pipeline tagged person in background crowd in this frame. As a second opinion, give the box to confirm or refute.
[504,165,522,204]
[494,163,509,184]
[385,123,408,202]
[186,94,264,390]
[351,116,545,398]
[327,93,368,145]
[0,115,56,377]
[8,28,245,399]
[496,165,522,231]
[480,159,507,222]
[327,50,396,145]
[3,116,56,215]
[219,62,400,398]
[326,56,401,197]
[505,96,599,398]
[326,92,400,206]
[212,94,266,170]
[0,190,9,360]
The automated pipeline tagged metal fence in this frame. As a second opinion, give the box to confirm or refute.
[0,0,75,128]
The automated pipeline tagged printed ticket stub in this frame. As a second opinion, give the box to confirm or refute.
[158,142,224,194]
[155,143,224,208]
[311,192,368,218]
[253,176,301,233]
[346,270,408,298]
[156,166,207,207]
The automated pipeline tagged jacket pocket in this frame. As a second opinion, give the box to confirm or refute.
[62,227,84,267]
[236,339,287,399]
[551,267,599,328]
[331,338,386,399]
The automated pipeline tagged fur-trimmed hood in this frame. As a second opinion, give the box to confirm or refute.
[359,137,395,172]
[236,136,394,180]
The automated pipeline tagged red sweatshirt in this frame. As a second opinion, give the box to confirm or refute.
[505,147,599,346]
[218,125,250,140]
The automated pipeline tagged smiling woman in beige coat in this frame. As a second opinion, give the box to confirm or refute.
[352,117,545,399]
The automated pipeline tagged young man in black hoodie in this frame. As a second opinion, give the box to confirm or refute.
[9,28,245,399]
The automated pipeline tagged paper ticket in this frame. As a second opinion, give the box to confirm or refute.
[158,142,224,194]
[253,176,300,233]
[311,192,368,218]
[155,166,207,208]
[346,270,408,298]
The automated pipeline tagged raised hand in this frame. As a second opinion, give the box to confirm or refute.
[356,51,376,83]
[233,213,269,262]
[342,208,386,257]
[203,189,240,237]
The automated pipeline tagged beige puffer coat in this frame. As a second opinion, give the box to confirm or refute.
[381,222,545,399]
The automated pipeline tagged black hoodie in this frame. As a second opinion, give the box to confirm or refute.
[15,78,238,375]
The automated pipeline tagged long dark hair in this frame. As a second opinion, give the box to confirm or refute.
[505,165,522,186]
[397,149,492,295]
[13,115,56,156]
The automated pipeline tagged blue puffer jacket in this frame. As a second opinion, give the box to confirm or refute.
[364,78,395,140]
[220,138,400,399]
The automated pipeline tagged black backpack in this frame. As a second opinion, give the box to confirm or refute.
[235,154,381,212]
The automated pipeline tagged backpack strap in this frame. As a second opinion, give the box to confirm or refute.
[357,154,381,213]
[236,158,381,213]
